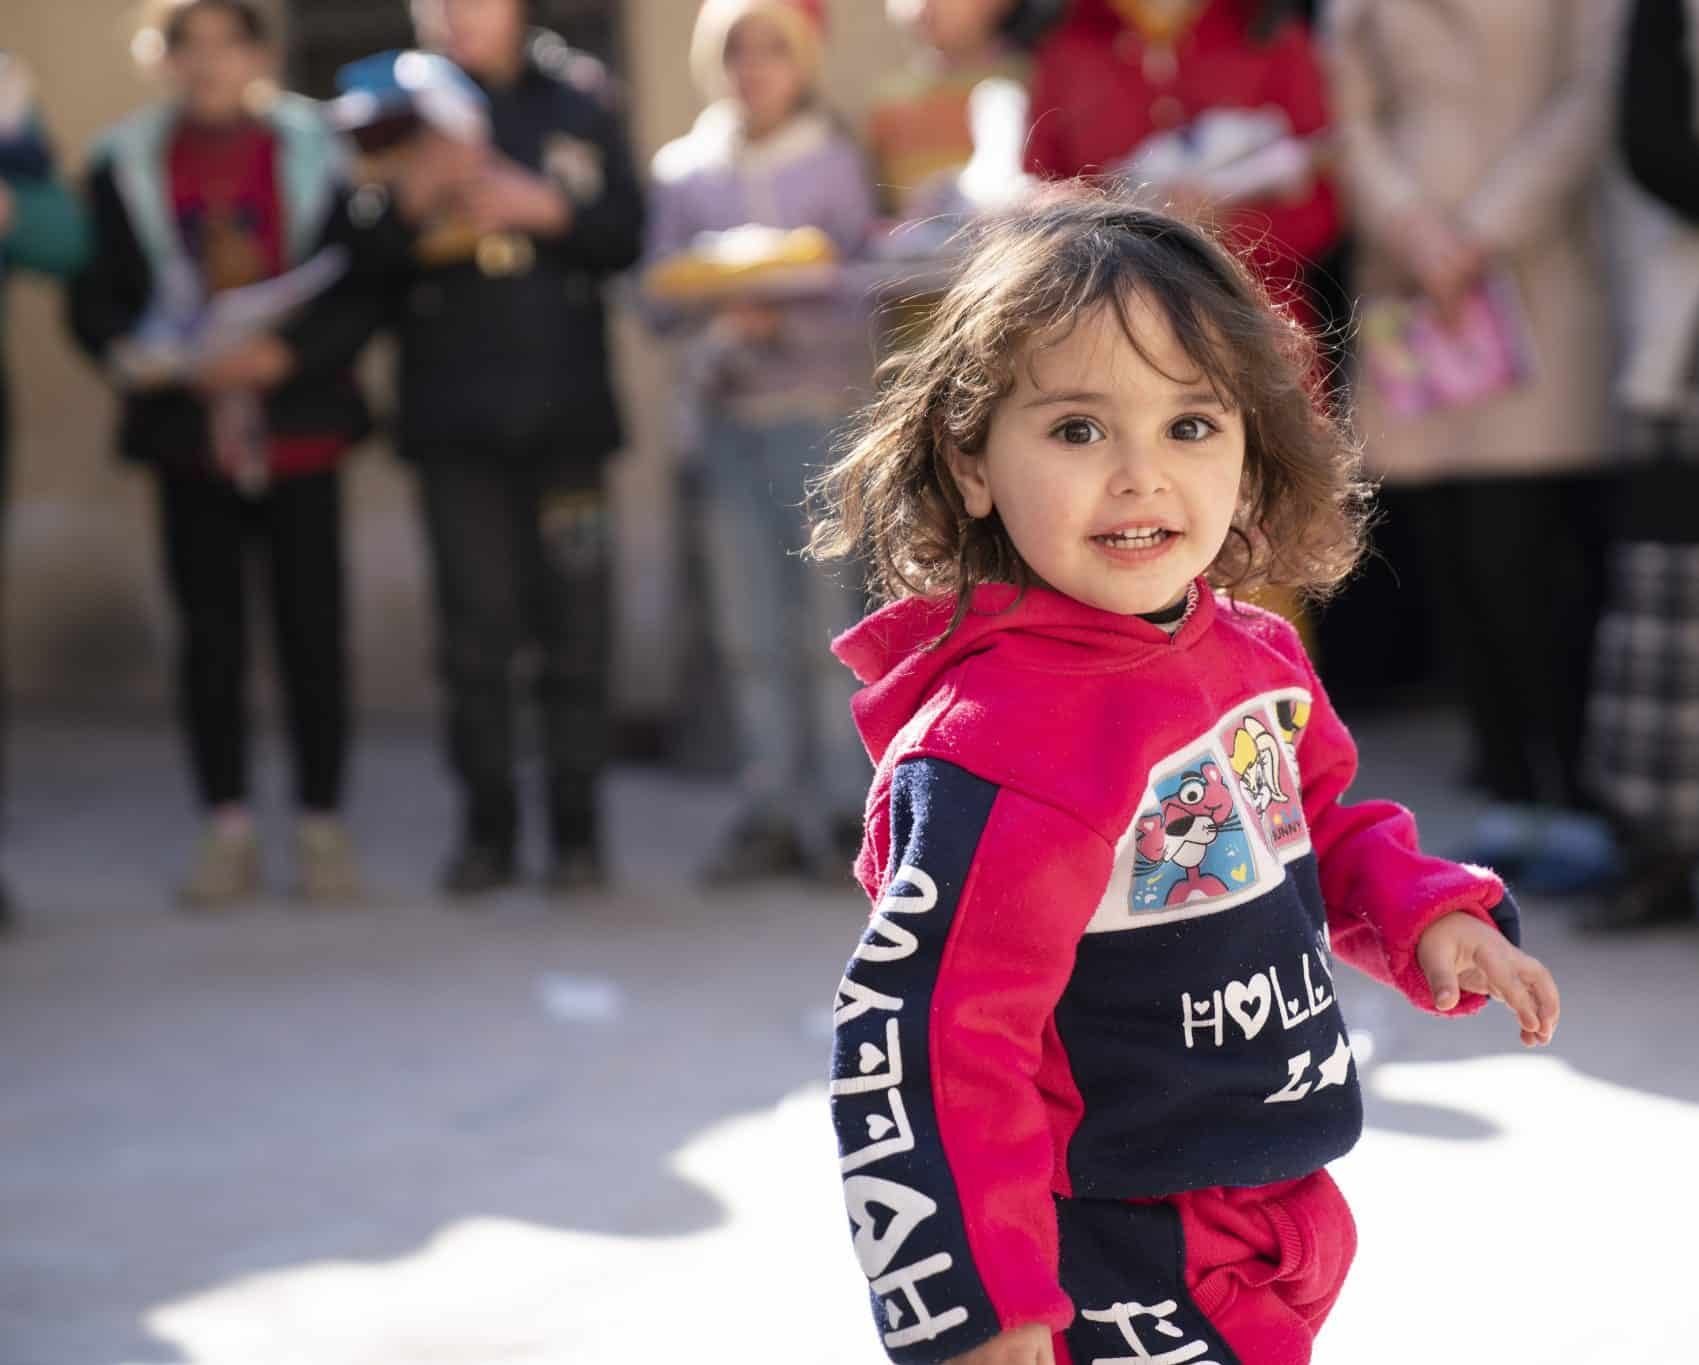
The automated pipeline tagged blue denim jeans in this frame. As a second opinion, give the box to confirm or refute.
[697,414,869,848]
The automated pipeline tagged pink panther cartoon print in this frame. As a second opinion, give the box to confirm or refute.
[1133,760,1251,907]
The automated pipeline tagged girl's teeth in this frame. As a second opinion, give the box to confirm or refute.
[1099,530,1169,548]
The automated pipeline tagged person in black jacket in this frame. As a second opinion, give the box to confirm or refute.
[69,0,370,910]
[237,1,645,897]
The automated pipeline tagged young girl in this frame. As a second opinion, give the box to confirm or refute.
[642,0,876,882]
[70,0,367,908]
[811,194,1559,1365]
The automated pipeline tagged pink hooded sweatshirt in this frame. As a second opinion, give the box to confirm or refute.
[825,579,1517,1363]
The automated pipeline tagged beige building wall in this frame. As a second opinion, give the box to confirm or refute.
[4,0,911,720]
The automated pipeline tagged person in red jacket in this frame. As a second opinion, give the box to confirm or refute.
[808,192,1558,1365]
[1024,0,1339,321]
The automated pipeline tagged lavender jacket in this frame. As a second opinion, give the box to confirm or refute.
[641,102,877,438]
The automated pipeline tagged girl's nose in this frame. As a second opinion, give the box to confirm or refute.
[1109,441,1169,497]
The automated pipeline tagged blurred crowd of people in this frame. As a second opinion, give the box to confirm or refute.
[0,0,1693,933]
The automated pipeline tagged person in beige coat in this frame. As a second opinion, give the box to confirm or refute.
[1326,0,1623,879]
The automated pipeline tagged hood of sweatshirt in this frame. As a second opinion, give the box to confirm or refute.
[833,579,1218,769]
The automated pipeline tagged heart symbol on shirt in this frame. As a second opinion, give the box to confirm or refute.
[1225,973,1273,1040]
[859,1042,886,1074]
[1230,863,1249,883]
[866,1114,896,1140]
[843,1174,938,1279]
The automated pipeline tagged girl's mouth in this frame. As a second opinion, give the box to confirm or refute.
[1090,527,1180,561]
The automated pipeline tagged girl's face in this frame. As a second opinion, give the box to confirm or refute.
[413,0,527,82]
[725,15,810,132]
[166,6,272,124]
[948,297,1247,616]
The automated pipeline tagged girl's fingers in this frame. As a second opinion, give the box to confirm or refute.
[1523,964,1561,1038]
[1423,952,1462,1011]
[1456,964,1491,995]
[1490,954,1542,1035]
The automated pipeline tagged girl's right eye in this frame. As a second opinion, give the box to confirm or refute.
[1051,418,1105,446]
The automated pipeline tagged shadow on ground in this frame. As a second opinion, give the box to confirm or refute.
[0,720,866,1365]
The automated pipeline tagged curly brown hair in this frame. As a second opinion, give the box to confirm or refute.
[808,188,1371,632]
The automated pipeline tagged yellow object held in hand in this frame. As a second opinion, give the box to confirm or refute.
[642,224,838,303]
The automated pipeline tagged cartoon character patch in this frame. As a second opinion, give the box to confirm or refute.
[1221,697,1310,859]
[1275,696,1311,749]
[1131,755,1263,910]
[1087,689,1318,932]
[1230,717,1287,814]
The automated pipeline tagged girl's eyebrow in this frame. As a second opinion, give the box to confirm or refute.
[1022,388,1111,409]
[1022,388,1229,410]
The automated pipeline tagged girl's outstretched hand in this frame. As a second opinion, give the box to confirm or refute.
[1416,910,1560,1046]
[947,1324,1055,1365]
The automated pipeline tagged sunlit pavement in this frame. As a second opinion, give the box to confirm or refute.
[1,712,1695,1365]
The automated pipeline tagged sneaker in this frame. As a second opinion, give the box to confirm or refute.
[1453,804,1622,896]
[701,814,804,886]
[1515,811,1621,897]
[180,823,261,909]
[545,844,605,897]
[808,814,866,887]
[1580,857,1698,934]
[1453,804,1541,877]
[442,843,518,899]
[296,817,367,906]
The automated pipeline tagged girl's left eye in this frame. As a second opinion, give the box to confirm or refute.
[1169,415,1220,442]
[1051,418,1105,446]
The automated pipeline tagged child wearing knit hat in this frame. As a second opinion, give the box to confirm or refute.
[691,0,829,102]
[641,0,878,884]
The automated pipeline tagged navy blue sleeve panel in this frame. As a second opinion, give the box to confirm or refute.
[1489,888,1522,948]
[829,758,1110,1363]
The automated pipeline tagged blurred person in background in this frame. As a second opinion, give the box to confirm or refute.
[640,0,875,884]
[1023,0,1342,332]
[68,0,369,910]
[1020,0,1343,655]
[0,54,90,931]
[1326,0,1623,888]
[236,0,644,898]
[866,0,1028,220]
[1580,0,1699,930]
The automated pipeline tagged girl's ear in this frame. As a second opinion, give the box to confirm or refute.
[943,440,994,519]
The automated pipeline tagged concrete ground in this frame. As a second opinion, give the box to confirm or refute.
[0,710,1695,1365]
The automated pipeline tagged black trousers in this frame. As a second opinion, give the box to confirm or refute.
[417,452,609,851]
[157,470,348,811]
[1407,473,1606,809]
